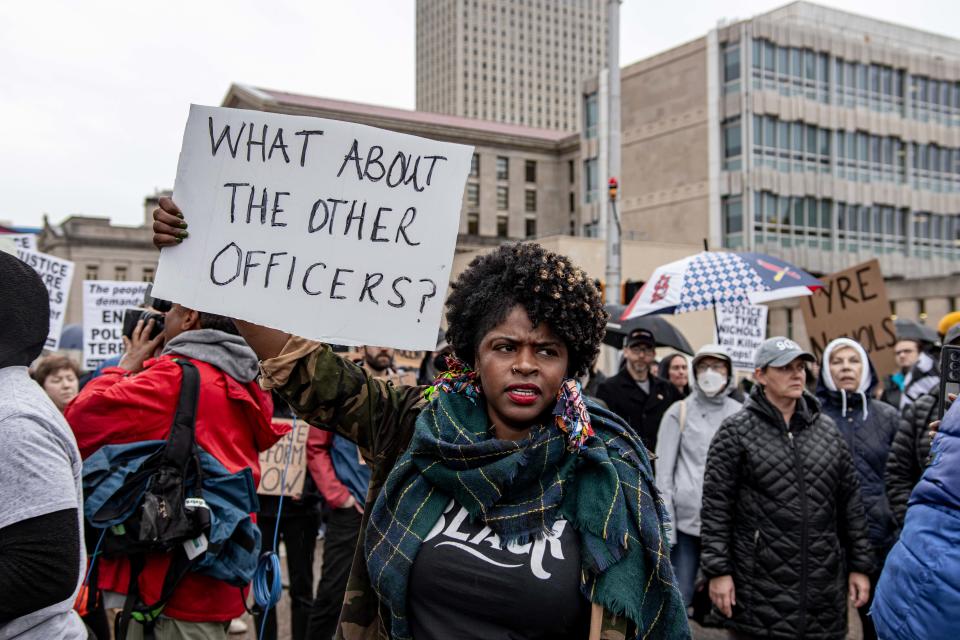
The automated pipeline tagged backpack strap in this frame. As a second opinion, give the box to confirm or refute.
[677,399,688,434]
[162,359,200,468]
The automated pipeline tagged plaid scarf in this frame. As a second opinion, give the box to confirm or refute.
[365,371,688,640]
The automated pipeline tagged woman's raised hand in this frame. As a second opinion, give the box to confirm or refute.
[152,196,188,249]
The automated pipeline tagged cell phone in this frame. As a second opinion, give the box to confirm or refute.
[938,345,960,419]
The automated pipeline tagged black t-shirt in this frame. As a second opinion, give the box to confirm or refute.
[408,500,590,640]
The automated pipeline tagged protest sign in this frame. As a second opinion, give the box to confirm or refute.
[82,280,151,370]
[714,303,769,372]
[16,249,74,350]
[800,259,897,377]
[151,105,473,351]
[258,418,309,499]
[2,233,38,251]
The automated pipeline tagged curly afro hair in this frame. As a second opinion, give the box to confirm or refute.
[445,243,608,377]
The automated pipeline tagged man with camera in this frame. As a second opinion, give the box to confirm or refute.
[66,302,284,640]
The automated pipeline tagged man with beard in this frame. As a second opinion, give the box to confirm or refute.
[597,328,679,453]
[306,346,411,638]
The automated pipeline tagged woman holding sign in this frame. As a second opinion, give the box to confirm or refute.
[154,198,689,640]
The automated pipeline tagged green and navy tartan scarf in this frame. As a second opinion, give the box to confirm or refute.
[365,368,689,640]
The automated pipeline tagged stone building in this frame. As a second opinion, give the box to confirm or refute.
[416,0,607,131]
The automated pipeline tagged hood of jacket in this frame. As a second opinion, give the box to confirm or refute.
[690,344,735,404]
[816,338,878,420]
[161,329,259,383]
[746,383,820,429]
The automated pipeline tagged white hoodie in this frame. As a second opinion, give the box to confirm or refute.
[655,344,742,544]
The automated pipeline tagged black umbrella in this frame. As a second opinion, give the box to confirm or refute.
[895,318,939,345]
[603,304,694,354]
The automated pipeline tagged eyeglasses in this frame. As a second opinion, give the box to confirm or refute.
[695,362,727,374]
[626,344,655,354]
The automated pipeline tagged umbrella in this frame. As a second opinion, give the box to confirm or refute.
[622,251,823,321]
[603,305,694,354]
[895,318,939,345]
[59,323,83,351]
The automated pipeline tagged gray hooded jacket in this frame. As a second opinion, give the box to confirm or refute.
[655,344,742,543]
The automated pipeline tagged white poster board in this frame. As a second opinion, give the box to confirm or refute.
[82,280,151,370]
[16,249,75,350]
[714,303,769,372]
[152,105,473,350]
[2,233,38,251]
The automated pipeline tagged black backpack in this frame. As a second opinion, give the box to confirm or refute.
[85,359,212,639]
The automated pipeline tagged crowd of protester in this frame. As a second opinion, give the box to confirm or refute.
[3,202,959,639]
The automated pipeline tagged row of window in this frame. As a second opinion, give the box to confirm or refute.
[465,212,537,239]
[722,115,960,191]
[722,192,960,258]
[470,154,538,182]
[465,183,538,213]
[84,265,154,282]
[736,38,960,124]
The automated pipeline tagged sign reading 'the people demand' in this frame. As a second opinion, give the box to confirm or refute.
[800,259,897,377]
[82,280,151,370]
[151,105,473,351]
[714,303,768,372]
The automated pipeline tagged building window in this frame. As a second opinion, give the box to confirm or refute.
[751,38,829,104]
[467,212,479,235]
[752,114,830,175]
[497,215,509,238]
[721,195,743,248]
[115,266,127,281]
[467,183,480,207]
[525,159,537,183]
[85,265,99,281]
[524,217,537,238]
[496,156,509,180]
[753,190,834,250]
[568,159,575,183]
[525,189,537,212]
[722,117,742,170]
[569,192,575,213]
[584,157,598,203]
[497,186,509,210]
[142,267,155,283]
[470,153,480,178]
[722,42,741,94]
[836,130,907,185]
[910,142,960,193]
[584,92,598,139]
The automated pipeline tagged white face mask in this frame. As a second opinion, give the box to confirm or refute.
[698,369,727,397]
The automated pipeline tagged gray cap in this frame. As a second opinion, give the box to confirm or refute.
[754,336,816,369]
[946,323,960,347]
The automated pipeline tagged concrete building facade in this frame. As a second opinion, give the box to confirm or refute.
[416,0,607,131]
[603,1,960,336]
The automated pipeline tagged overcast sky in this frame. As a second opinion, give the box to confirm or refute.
[3,0,957,228]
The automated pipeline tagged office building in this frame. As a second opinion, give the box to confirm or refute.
[416,0,607,131]
[595,1,960,337]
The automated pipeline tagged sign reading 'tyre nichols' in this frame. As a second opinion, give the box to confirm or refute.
[800,259,897,378]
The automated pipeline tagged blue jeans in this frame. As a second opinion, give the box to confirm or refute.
[670,531,701,607]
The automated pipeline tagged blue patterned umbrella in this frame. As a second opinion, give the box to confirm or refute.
[622,251,823,320]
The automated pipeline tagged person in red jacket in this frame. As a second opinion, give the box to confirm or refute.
[66,305,284,640]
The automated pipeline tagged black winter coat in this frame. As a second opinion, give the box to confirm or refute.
[595,370,679,453]
[885,388,947,528]
[816,374,899,554]
[700,386,874,640]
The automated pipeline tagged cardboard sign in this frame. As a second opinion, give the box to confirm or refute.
[258,418,309,499]
[714,303,769,372]
[82,280,151,370]
[151,105,473,351]
[15,249,74,350]
[800,259,896,377]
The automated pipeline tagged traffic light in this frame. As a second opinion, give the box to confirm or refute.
[608,177,618,201]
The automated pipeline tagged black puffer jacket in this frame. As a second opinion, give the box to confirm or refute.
[885,388,946,528]
[700,386,874,640]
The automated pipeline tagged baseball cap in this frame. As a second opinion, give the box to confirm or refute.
[624,328,656,349]
[945,323,960,347]
[754,337,816,369]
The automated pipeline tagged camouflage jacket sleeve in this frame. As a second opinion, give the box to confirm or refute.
[260,336,426,463]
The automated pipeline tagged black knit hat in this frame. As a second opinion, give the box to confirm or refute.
[0,250,50,368]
